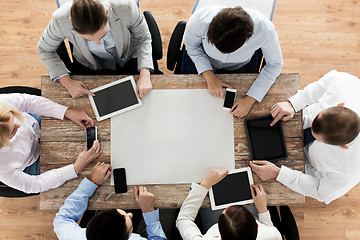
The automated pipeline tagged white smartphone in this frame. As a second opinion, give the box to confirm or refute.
[223,88,237,111]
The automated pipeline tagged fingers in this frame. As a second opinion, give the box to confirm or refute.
[231,102,239,112]
[80,82,95,97]
[251,160,268,165]
[219,89,224,98]
[78,121,87,132]
[222,82,233,89]
[270,114,282,126]
[104,168,111,180]
[134,187,139,201]
[250,184,256,198]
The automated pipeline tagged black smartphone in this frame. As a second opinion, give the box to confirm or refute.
[223,88,237,111]
[113,168,127,193]
[86,126,97,150]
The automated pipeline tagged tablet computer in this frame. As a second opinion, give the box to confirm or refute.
[209,167,254,210]
[88,76,142,121]
[244,115,287,161]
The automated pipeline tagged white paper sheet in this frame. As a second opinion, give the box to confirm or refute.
[111,89,235,185]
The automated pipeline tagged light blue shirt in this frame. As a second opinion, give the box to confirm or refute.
[53,178,167,240]
[53,25,127,81]
[184,6,284,102]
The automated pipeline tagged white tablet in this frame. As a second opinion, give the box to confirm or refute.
[209,167,254,210]
[88,76,142,121]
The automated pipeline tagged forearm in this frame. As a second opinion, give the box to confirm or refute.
[143,210,167,240]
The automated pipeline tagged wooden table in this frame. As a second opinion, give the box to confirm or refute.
[40,73,305,210]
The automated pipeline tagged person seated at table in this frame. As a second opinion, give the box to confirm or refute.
[37,0,153,99]
[0,93,101,194]
[250,70,360,204]
[182,6,283,117]
[53,162,167,240]
[176,168,282,240]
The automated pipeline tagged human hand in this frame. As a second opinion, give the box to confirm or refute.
[65,108,94,132]
[231,96,256,118]
[249,160,280,181]
[200,168,229,189]
[89,162,112,185]
[270,101,296,126]
[134,186,155,213]
[59,75,95,99]
[136,68,152,98]
[73,140,102,174]
[250,184,268,213]
[202,70,232,98]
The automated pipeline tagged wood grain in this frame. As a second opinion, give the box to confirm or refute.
[40,73,305,211]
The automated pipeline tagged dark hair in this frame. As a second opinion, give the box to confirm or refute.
[207,7,254,53]
[218,205,258,240]
[86,209,129,240]
[312,106,360,146]
[70,0,108,34]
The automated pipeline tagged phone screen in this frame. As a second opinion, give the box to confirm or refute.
[223,91,236,108]
[113,168,127,193]
[87,127,96,150]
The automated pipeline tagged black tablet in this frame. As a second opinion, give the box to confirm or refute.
[209,167,254,210]
[88,76,142,121]
[244,115,287,161]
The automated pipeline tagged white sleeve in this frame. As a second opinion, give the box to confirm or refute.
[176,183,208,240]
[288,70,338,112]
[0,93,68,119]
[276,165,347,204]
[0,164,77,194]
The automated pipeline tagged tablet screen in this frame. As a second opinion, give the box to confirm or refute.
[93,80,139,117]
[245,115,287,161]
[212,171,252,206]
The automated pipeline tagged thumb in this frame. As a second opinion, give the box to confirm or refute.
[282,115,293,121]
[104,169,111,180]
[222,82,232,88]
[251,160,268,165]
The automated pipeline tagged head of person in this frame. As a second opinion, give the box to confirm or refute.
[312,106,360,146]
[70,0,109,44]
[207,7,254,54]
[0,103,23,150]
[86,209,133,240]
[218,205,258,240]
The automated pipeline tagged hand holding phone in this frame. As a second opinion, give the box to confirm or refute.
[87,126,98,150]
[223,88,237,111]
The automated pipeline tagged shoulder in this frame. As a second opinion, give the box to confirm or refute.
[246,8,275,35]
[257,221,282,239]
[188,6,222,33]
[51,2,72,29]
[105,0,137,14]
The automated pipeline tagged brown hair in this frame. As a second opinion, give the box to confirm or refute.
[218,205,258,240]
[0,103,23,149]
[207,7,254,53]
[312,106,360,146]
[70,0,108,35]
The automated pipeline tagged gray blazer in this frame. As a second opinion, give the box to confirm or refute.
[37,0,153,80]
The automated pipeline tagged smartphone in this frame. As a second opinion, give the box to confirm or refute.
[113,168,127,193]
[86,126,98,150]
[223,88,237,111]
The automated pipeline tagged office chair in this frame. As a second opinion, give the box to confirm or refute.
[269,206,300,240]
[0,86,41,198]
[55,0,163,74]
[166,0,278,73]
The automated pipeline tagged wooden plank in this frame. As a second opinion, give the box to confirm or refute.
[40,180,305,210]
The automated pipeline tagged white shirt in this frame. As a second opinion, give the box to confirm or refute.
[176,183,282,240]
[0,93,78,193]
[183,6,283,102]
[276,70,360,204]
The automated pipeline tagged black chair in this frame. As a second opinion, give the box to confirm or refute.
[167,21,187,73]
[143,11,163,74]
[0,86,41,198]
[269,206,300,240]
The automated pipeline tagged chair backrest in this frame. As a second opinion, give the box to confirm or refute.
[191,0,277,21]
[0,86,41,198]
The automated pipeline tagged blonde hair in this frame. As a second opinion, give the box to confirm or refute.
[0,103,23,149]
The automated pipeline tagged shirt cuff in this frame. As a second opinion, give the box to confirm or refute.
[61,164,78,181]
[288,93,305,112]
[56,105,69,120]
[276,165,294,186]
[191,182,209,194]
[142,209,160,226]
[53,73,70,82]
[78,177,99,196]
[258,210,271,221]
